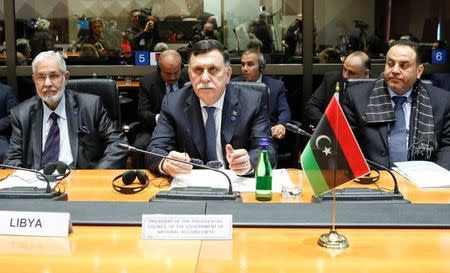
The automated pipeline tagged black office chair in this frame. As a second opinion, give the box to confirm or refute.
[229,81,269,105]
[66,78,121,129]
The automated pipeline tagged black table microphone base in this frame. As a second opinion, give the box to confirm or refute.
[150,186,242,202]
[312,188,409,203]
[0,187,68,201]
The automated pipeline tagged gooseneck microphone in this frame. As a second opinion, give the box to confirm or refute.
[285,122,407,202]
[286,122,312,138]
[0,162,70,200]
[118,143,240,201]
[0,163,51,193]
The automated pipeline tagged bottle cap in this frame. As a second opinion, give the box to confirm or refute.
[259,137,269,146]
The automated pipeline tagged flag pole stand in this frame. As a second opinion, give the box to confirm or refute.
[317,188,349,249]
[318,229,349,249]
[318,99,349,249]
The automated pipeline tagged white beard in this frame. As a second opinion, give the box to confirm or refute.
[40,79,65,108]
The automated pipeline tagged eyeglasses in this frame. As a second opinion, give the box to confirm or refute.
[34,73,63,83]
[190,158,223,169]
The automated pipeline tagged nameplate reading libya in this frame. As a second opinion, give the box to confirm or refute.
[0,210,72,237]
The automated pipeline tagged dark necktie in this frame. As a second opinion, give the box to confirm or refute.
[389,96,407,164]
[41,112,60,166]
[169,84,175,93]
[204,106,217,162]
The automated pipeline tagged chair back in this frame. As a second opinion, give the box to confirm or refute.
[229,81,269,107]
[66,78,121,127]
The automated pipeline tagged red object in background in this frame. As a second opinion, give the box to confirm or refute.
[169,33,177,42]
[122,33,131,54]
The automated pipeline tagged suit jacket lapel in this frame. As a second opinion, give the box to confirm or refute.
[65,91,79,166]
[222,85,239,146]
[30,99,43,168]
[185,92,205,158]
[158,77,167,97]
[378,124,389,153]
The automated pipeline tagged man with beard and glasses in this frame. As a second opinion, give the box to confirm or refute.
[343,39,450,170]
[146,39,277,177]
[4,51,128,169]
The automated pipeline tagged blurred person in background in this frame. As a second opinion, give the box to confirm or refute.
[29,18,53,58]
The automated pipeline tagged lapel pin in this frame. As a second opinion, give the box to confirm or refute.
[231,111,238,122]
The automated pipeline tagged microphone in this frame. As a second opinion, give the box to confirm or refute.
[117,143,241,202]
[286,122,312,138]
[286,123,407,202]
[233,28,240,52]
[0,162,70,200]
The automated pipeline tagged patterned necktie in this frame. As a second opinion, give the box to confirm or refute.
[41,112,60,166]
[389,96,407,164]
[204,106,217,162]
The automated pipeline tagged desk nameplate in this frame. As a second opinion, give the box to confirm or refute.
[142,214,232,240]
[0,210,71,237]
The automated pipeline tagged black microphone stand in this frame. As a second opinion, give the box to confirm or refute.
[285,123,409,203]
[118,143,241,202]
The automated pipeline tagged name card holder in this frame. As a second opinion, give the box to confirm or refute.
[0,211,72,237]
[142,214,232,240]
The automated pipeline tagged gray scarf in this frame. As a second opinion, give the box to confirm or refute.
[364,75,437,160]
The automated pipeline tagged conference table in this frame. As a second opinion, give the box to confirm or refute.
[0,169,449,273]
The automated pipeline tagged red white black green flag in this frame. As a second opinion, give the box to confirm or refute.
[300,93,370,196]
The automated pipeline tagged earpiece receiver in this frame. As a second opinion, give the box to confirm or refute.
[258,52,266,72]
[156,50,184,73]
[157,58,184,73]
[112,170,149,194]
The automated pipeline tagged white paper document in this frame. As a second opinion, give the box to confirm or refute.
[394,161,450,188]
[0,170,58,190]
[170,169,293,193]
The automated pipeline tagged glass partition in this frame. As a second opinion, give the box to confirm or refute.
[0,0,4,67]
[7,0,448,66]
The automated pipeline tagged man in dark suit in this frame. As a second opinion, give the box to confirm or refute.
[4,51,128,169]
[0,83,18,163]
[343,39,450,170]
[304,51,371,127]
[232,49,291,140]
[133,49,189,168]
[147,40,277,177]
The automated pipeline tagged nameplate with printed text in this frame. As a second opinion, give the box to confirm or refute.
[142,214,232,240]
[0,211,72,237]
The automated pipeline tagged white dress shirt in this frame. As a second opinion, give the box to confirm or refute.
[42,93,74,166]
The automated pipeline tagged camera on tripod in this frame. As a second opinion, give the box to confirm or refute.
[139,7,153,27]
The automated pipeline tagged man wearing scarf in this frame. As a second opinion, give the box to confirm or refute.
[343,39,450,170]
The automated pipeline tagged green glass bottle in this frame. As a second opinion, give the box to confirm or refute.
[255,138,272,201]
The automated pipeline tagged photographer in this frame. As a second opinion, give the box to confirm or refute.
[189,22,219,47]
[125,8,160,53]
[283,13,317,60]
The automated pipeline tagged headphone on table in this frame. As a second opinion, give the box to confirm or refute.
[353,169,380,184]
[112,170,149,194]
[41,161,71,181]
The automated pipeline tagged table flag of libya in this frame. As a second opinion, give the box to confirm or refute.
[300,93,370,196]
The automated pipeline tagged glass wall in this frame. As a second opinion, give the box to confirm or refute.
[8,0,449,63]
[0,0,448,105]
